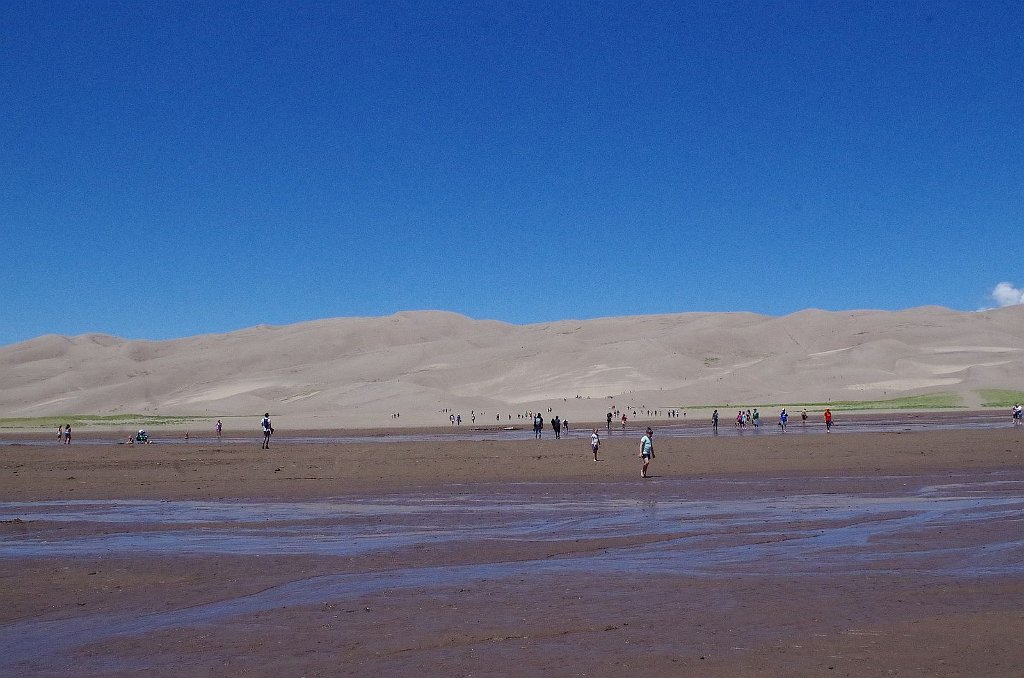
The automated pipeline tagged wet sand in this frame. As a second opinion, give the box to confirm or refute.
[1,419,1023,676]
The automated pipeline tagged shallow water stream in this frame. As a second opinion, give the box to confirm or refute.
[2,471,1022,671]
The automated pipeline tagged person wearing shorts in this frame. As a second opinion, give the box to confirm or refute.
[639,427,654,478]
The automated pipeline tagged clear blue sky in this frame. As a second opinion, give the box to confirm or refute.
[3,1,1022,346]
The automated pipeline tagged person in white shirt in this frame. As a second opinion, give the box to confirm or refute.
[261,413,274,449]
[590,429,601,461]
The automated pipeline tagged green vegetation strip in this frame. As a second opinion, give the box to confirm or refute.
[0,414,234,430]
[682,392,965,412]
[977,390,1024,408]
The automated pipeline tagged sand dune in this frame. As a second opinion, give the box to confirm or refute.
[1,306,1023,428]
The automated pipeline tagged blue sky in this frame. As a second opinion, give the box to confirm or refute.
[3,1,1022,346]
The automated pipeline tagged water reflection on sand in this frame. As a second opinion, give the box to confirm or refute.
[2,471,1022,670]
[1,410,1012,446]
[2,473,1022,575]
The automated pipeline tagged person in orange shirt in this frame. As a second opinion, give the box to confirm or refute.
[824,408,833,432]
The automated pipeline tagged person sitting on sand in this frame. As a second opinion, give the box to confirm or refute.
[639,427,654,478]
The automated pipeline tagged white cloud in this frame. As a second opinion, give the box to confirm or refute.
[991,282,1024,307]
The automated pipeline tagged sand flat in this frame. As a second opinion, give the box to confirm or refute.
[1,422,1022,676]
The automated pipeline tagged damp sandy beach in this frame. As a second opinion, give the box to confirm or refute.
[2,415,1023,676]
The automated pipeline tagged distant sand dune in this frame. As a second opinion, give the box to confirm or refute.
[846,378,964,392]
[1,306,1023,428]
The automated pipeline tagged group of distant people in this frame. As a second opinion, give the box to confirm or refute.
[57,399,1017,456]
[532,413,570,439]
[711,407,833,433]
[603,412,630,431]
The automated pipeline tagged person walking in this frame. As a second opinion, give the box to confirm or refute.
[64,424,72,445]
[639,427,654,478]
[216,420,223,439]
[778,409,788,432]
[824,408,833,432]
[711,409,719,434]
[261,413,274,449]
[590,428,601,461]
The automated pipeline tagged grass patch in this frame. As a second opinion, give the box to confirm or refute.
[682,392,965,412]
[0,414,232,430]
[977,389,1024,408]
